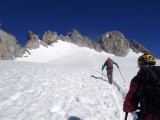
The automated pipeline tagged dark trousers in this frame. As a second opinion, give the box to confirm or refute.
[107,68,113,84]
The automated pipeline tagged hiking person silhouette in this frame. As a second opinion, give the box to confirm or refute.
[102,58,119,84]
[123,53,160,120]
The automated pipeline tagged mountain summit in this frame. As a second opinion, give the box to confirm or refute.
[98,31,129,56]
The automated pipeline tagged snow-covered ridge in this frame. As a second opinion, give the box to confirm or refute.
[17,40,141,64]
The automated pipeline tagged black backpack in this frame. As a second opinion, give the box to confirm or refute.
[106,58,113,68]
[139,66,160,118]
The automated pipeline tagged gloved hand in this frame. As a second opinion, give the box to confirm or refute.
[102,65,104,70]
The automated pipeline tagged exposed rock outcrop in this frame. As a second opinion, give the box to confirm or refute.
[67,29,102,52]
[130,40,150,53]
[0,29,27,60]
[0,28,154,60]
[98,31,130,56]
[59,35,71,42]
[24,31,40,49]
[42,31,59,45]
[15,43,28,58]
[24,31,48,49]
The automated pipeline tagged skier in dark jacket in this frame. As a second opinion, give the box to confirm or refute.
[123,53,158,120]
[102,58,119,84]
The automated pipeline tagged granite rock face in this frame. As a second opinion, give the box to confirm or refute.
[99,31,130,56]
[24,31,40,49]
[24,31,48,49]
[42,31,59,45]
[0,28,153,60]
[66,29,102,52]
[15,43,27,58]
[0,29,26,60]
[130,40,150,54]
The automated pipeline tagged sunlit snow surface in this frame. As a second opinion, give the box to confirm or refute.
[1,40,160,120]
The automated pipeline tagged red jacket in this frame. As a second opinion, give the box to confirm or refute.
[123,66,159,120]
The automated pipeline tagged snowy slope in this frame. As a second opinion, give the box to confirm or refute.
[0,40,159,120]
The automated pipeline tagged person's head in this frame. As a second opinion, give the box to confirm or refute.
[137,53,156,67]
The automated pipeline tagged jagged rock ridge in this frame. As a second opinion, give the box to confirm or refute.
[0,28,151,60]
[66,29,102,52]
[40,29,102,52]
[24,31,48,49]
[130,40,150,53]
[0,29,26,60]
[98,31,130,56]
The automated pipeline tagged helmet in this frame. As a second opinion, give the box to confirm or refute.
[137,53,156,67]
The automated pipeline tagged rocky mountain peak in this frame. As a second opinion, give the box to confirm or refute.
[68,29,84,41]
[0,29,27,59]
[71,28,80,34]
[27,31,39,41]
[130,39,150,53]
[100,31,126,41]
[99,31,129,56]
[24,31,40,49]
[66,29,102,52]
[0,28,154,60]
[42,30,59,45]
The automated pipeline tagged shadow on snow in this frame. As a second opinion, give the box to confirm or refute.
[68,116,81,120]
[91,75,107,82]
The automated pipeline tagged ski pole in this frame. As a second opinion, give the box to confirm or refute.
[102,65,104,79]
[118,68,125,81]
[124,112,128,120]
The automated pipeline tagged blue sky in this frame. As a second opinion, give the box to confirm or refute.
[0,0,160,58]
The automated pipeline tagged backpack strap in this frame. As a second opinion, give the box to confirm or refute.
[148,67,159,82]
